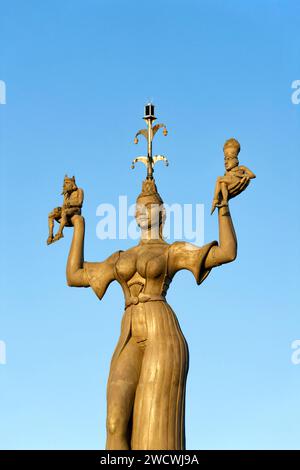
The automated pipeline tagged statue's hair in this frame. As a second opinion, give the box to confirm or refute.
[223,138,240,154]
[159,205,166,239]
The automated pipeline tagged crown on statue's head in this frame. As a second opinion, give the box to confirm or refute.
[136,178,164,205]
[223,138,240,154]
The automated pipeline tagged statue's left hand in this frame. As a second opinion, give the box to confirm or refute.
[70,214,84,228]
[228,175,250,200]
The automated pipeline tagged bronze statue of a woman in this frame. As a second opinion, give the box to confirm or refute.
[49,104,254,450]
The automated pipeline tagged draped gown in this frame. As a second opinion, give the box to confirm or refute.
[84,239,217,450]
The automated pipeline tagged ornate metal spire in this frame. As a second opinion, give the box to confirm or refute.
[131,103,169,180]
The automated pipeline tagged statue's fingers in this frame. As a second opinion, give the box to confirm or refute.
[228,185,242,198]
[240,179,250,192]
[230,180,244,192]
[229,180,249,198]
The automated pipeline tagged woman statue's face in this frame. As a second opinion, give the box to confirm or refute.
[135,202,163,231]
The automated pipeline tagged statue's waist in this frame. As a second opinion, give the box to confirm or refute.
[125,293,166,309]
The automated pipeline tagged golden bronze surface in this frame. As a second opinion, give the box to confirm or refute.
[48,105,255,449]
[211,138,256,214]
[47,175,83,245]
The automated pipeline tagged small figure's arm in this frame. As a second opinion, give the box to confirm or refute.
[239,166,256,179]
[72,188,84,207]
[64,188,84,209]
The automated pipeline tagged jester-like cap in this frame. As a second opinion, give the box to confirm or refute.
[63,174,76,183]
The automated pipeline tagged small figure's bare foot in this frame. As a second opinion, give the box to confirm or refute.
[211,200,219,215]
[53,232,64,243]
[47,236,53,245]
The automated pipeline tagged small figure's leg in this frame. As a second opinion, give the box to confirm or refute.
[47,207,62,245]
[53,213,67,242]
[53,216,67,242]
[220,182,229,206]
[47,212,55,245]
[211,178,222,215]
[57,215,66,236]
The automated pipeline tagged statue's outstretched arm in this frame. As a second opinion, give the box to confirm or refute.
[205,171,254,269]
[204,205,237,269]
[66,215,90,287]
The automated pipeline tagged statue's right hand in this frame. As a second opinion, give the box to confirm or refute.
[227,176,250,200]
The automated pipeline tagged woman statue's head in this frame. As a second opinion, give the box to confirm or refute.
[135,179,166,239]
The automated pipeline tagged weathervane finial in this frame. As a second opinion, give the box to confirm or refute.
[131,103,169,180]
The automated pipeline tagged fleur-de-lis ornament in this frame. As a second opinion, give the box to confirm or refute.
[132,103,169,180]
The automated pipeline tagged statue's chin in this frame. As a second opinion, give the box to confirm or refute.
[138,221,150,230]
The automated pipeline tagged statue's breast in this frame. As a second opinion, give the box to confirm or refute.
[115,246,168,282]
[137,251,166,279]
[115,252,137,281]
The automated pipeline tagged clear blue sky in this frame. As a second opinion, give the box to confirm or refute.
[0,0,299,450]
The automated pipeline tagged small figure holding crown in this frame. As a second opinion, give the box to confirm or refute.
[47,175,84,245]
[211,138,256,214]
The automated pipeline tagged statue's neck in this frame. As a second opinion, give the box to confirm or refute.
[140,226,164,243]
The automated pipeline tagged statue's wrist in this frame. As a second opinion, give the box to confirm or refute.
[72,214,84,227]
[218,204,230,216]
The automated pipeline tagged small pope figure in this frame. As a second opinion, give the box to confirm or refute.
[47,175,84,245]
[211,138,256,214]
